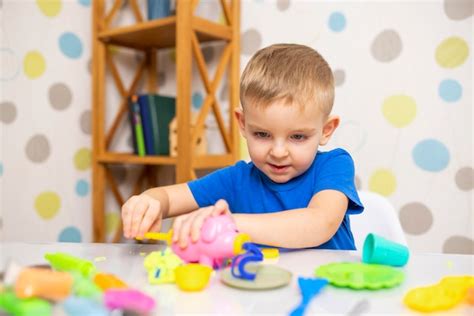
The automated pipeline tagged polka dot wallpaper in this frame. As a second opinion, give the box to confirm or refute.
[1,0,472,254]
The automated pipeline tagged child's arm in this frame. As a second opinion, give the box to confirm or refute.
[121,183,199,239]
[172,190,348,249]
[233,189,348,248]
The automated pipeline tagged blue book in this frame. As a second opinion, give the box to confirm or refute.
[138,95,155,155]
[147,0,171,20]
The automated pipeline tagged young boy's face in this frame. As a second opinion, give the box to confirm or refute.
[236,100,339,183]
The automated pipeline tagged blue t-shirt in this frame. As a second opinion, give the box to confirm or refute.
[188,148,364,250]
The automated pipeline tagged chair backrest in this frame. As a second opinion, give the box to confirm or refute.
[351,190,407,251]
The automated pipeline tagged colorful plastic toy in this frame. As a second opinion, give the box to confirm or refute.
[231,243,263,280]
[144,214,251,267]
[104,289,155,314]
[261,248,279,259]
[289,277,328,316]
[93,273,128,290]
[15,267,73,301]
[404,275,474,312]
[175,263,213,292]
[362,233,409,267]
[0,290,52,316]
[71,273,102,298]
[63,296,108,316]
[467,287,474,305]
[143,248,183,284]
[315,262,404,290]
[44,252,96,278]
[221,264,292,290]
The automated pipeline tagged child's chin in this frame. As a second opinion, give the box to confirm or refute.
[267,174,292,184]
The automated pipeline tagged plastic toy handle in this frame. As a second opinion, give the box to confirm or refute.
[138,230,173,245]
[45,252,96,278]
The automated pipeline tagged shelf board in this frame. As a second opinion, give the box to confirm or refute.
[98,152,177,165]
[98,16,232,50]
[192,154,235,169]
[97,152,235,168]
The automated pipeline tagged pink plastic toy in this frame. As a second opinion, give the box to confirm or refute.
[172,214,251,267]
[104,289,155,314]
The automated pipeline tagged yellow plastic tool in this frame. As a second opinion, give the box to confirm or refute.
[404,276,474,312]
[137,230,173,245]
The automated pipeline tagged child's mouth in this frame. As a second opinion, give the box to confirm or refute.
[268,163,289,173]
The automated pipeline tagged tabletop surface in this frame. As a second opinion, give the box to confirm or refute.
[1,242,473,315]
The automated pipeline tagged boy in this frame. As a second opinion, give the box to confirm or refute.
[122,44,364,250]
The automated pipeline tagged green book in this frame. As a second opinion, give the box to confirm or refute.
[148,94,176,155]
[130,95,146,156]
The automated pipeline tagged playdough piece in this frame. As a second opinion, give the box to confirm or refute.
[404,275,474,312]
[315,262,404,290]
[221,264,292,290]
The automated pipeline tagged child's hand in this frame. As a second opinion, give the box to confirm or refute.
[121,194,162,239]
[172,199,231,249]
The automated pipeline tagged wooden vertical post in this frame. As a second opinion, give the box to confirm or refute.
[175,0,193,183]
[146,49,157,94]
[92,0,107,242]
[146,49,158,188]
[230,0,241,161]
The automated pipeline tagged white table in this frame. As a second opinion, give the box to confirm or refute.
[1,242,473,315]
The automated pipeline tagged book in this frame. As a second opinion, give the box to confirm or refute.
[147,0,171,20]
[129,95,146,157]
[147,94,160,155]
[138,95,156,155]
[148,94,176,155]
[128,102,138,155]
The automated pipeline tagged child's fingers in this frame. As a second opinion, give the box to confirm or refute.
[212,199,230,216]
[190,207,213,242]
[149,218,162,233]
[177,215,193,248]
[121,196,139,238]
[172,215,185,243]
[137,199,161,238]
[130,200,148,238]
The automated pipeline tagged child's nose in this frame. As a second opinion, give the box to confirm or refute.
[270,142,289,158]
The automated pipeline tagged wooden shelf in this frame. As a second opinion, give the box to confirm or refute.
[98,16,232,50]
[92,0,240,242]
[98,152,177,165]
[98,152,235,169]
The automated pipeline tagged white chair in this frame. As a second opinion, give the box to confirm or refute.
[351,190,407,251]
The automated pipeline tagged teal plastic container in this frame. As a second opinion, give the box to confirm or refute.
[362,233,409,267]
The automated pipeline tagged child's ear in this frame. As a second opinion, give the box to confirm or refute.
[319,115,340,146]
[234,108,246,138]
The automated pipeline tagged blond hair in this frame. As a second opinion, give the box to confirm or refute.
[240,44,335,116]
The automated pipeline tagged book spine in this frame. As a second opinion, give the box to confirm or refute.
[128,103,138,154]
[131,96,146,157]
[147,94,160,155]
[138,95,156,155]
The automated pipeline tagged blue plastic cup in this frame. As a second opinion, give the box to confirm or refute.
[362,233,409,267]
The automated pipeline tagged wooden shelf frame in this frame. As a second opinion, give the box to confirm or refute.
[91,0,240,242]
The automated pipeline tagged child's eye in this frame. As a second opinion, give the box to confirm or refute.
[291,134,307,141]
[254,132,270,138]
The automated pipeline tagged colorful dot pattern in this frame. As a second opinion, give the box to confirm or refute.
[0,1,471,253]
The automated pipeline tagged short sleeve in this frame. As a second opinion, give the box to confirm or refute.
[187,163,238,207]
[313,149,364,214]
